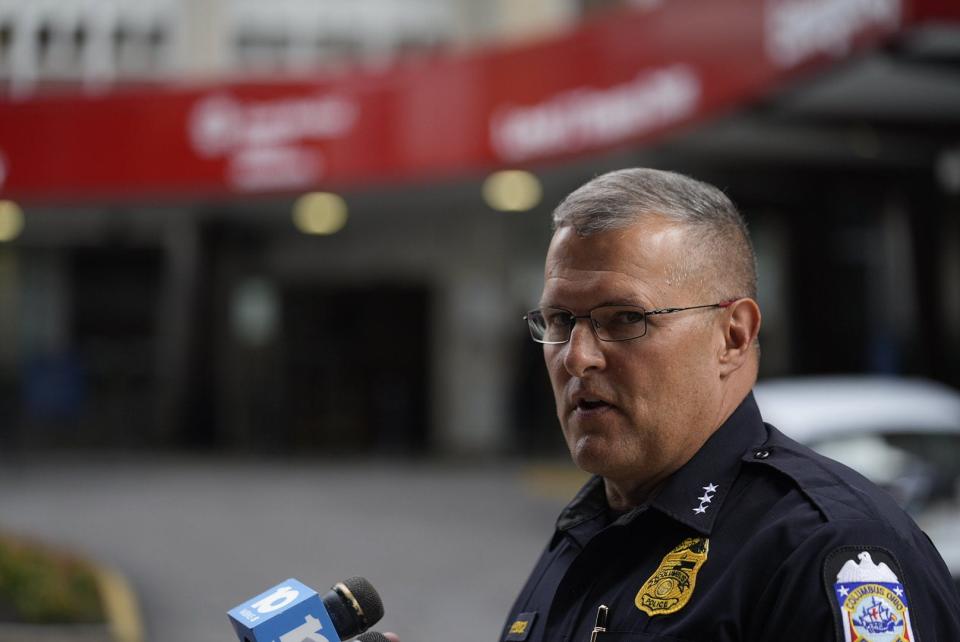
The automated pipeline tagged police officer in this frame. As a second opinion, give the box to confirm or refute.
[386,168,960,642]
[498,168,960,641]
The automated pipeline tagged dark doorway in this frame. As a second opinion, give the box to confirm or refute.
[280,283,431,454]
[59,246,163,447]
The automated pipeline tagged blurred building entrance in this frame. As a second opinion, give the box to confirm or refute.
[279,283,431,454]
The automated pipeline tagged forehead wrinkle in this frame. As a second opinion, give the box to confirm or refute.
[542,265,667,310]
[543,217,695,308]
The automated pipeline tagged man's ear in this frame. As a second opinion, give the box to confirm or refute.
[718,298,761,376]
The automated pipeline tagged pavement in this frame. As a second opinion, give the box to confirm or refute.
[0,455,586,642]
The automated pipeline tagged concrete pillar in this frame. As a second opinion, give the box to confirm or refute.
[177,0,230,78]
[432,269,514,454]
[155,211,200,444]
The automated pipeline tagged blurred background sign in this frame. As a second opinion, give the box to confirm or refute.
[0,0,953,198]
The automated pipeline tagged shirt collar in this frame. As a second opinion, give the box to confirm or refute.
[556,474,607,532]
[555,392,767,540]
[646,392,766,535]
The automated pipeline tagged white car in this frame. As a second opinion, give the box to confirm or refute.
[753,376,960,584]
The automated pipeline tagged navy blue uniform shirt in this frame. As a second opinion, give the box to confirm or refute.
[502,393,960,641]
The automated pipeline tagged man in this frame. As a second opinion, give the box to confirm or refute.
[495,168,960,641]
[387,168,959,642]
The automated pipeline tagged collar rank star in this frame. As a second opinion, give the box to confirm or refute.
[826,548,916,642]
[636,538,709,616]
[693,483,718,514]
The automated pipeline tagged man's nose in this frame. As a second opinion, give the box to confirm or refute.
[562,319,606,377]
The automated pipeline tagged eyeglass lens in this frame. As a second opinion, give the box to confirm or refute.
[526,306,648,343]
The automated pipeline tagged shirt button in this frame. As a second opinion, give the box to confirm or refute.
[753,449,771,459]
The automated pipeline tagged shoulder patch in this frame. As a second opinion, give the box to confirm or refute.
[823,546,916,642]
[635,537,709,616]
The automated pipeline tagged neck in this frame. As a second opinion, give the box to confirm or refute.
[603,476,666,512]
[602,379,757,513]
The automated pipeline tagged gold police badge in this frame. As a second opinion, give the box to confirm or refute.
[635,537,709,616]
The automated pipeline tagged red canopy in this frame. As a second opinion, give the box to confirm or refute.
[1,0,957,203]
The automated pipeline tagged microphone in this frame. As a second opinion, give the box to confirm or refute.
[228,576,384,642]
[357,633,391,642]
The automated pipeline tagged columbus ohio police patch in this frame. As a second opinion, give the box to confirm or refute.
[823,546,916,642]
[635,537,709,616]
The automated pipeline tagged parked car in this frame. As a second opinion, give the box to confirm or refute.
[753,375,960,587]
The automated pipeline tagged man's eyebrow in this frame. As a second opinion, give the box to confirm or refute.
[536,301,569,311]
[598,299,645,307]
[536,298,647,309]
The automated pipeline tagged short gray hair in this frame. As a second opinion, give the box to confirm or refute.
[552,168,757,300]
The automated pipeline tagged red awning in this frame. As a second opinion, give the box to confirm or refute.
[0,0,957,203]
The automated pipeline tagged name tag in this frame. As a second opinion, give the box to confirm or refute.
[505,611,537,641]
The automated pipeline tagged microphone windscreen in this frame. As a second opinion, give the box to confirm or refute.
[356,632,390,642]
[342,576,385,624]
[323,576,385,637]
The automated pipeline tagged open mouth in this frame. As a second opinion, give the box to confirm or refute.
[577,399,611,411]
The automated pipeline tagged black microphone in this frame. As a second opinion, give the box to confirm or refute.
[228,576,384,642]
[323,576,385,638]
[357,633,391,642]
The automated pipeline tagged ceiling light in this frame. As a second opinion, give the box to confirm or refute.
[292,192,348,235]
[482,170,542,212]
[0,200,24,242]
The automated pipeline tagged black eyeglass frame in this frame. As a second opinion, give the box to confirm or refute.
[523,300,737,345]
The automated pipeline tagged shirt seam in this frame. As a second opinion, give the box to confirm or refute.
[752,444,886,524]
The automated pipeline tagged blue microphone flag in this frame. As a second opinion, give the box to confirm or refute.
[228,578,342,642]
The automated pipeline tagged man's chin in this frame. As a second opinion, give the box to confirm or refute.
[569,437,620,477]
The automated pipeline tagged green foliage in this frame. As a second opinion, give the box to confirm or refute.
[0,535,106,624]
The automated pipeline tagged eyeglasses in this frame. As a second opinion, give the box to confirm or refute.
[524,301,735,344]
